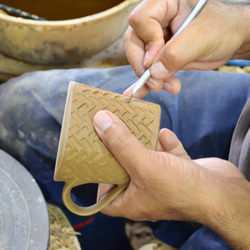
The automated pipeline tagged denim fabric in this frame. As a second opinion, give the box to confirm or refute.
[0,66,249,249]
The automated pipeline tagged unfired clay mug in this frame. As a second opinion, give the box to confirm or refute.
[54,81,161,216]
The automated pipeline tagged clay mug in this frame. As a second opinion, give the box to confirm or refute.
[54,81,161,216]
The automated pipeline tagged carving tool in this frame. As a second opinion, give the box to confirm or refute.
[126,0,208,102]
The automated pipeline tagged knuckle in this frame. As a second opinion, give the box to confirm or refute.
[164,45,184,71]
[128,2,146,29]
[128,11,141,29]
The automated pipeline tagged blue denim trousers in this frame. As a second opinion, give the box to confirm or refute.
[0,66,249,249]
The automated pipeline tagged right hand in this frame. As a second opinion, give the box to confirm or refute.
[123,0,249,98]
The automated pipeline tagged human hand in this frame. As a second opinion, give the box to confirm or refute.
[93,110,250,249]
[123,0,250,98]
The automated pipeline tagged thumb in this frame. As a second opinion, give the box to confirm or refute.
[150,27,203,79]
[93,110,148,177]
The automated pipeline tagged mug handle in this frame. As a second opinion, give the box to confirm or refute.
[62,181,127,216]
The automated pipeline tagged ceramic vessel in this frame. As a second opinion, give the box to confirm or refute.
[0,0,140,65]
[54,81,161,216]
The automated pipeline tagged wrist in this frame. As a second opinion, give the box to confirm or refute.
[202,178,250,249]
[232,4,250,59]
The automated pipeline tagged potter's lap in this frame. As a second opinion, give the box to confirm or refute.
[1,67,250,161]
[0,66,249,249]
[0,66,250,202]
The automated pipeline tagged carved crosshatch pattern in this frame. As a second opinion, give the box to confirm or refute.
[55,82,161,186]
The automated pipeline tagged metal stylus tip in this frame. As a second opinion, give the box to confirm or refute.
[125,93,133,103]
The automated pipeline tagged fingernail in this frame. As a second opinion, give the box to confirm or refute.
[94,111,114,133]
[143,51,149,64]
[150,61,169,79]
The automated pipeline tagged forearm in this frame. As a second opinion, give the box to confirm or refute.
[194,159,250,249]
[208,182,250,249]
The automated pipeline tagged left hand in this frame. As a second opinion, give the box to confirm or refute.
[93,110,250,249]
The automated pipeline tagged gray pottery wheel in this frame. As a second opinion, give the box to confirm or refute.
[0,150,49,249]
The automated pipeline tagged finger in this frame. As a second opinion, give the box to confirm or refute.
[97,183,116,202]
[149,7,213,79]
[124,26,146,77]
[149,0,239,78]
[123,77,163,98]
[149,30,198,79]
[128,0,178,67]
[123,83,151,99]
[158,129,190,159]
[123,74,180,98]
[162,75,181,94]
